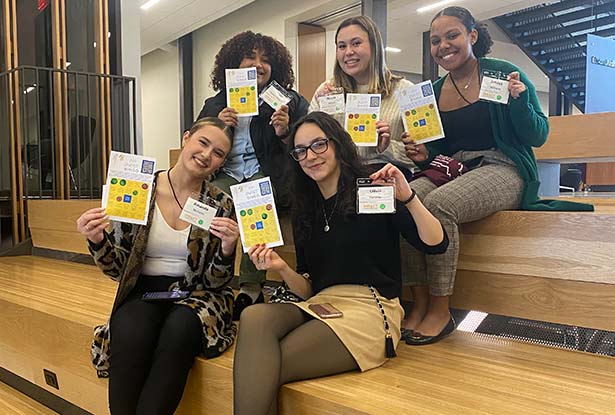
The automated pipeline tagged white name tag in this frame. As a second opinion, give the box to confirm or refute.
[318,93,345,115]
[260,80,292,111]
[179,197,218,230]
[479,70,510,104]
[356,180,396,214]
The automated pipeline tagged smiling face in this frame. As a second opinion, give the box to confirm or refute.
[293,122,340,187]
[430,15,478,72]
[239,48,272,90]
[181,125,231,179]
[336,24,372,85]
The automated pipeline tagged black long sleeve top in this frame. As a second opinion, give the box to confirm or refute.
[295,197,449,299]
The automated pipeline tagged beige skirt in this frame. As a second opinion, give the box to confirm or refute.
[291,284,404,371]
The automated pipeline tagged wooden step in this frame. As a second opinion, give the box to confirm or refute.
[0,381,59,415]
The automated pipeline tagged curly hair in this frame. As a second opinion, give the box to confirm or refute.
[286,112,369,244]
[210,31,295,91]
[431,6,493,58]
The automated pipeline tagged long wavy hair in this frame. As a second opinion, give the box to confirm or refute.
[333,16,401,97]
[287,112,368,244]
[210,31,295,91]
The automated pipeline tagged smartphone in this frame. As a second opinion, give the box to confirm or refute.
[308,303,343,319]
[142,290,190,302]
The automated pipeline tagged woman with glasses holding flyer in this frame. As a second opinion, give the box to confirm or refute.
[401,6,591,346]
[232,111,448,415]
[197,31,309,320]
[76,118,240,415]
[309,15,414,179]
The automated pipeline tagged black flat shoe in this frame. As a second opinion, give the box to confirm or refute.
[400,328,414,342]
[232,291,264,321]
[405,316,456,346]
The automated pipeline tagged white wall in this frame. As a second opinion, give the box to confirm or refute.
[191,0,352,115]
[141,45,180,170]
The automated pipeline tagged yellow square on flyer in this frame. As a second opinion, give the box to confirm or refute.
[228,85,258,115]
[403,103,444,142]
[238,203,280,248]
[105,178,151,221]
[346,112,379,145]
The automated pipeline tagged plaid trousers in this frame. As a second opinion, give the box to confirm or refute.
[401,149,524,296]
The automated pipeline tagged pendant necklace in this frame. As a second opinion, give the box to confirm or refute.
[322,193,339,233]
[449,60,479,105]
[167,169,184,210]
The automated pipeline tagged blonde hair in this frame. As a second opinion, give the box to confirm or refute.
[333,16,401,97]
[187,117,233,146]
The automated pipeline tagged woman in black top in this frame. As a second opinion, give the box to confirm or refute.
[232,112,448,415]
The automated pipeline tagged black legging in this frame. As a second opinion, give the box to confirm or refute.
[108,276,202,415]
[233,303,359,415]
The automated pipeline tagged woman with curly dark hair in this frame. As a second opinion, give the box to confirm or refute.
[196,31,309,321]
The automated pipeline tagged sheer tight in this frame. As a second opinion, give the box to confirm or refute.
[233,303,359,415]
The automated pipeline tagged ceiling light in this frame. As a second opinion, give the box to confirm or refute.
[141,0,161,10]
[417,0,456,14]
[386,47,402,53]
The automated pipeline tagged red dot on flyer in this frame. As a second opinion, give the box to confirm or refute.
[142,184,148,189]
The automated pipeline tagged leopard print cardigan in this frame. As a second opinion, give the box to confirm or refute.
[89,175,236,377]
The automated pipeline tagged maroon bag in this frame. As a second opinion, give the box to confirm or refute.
[411,155,468,186]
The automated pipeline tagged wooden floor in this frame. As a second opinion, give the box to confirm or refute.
[0,381,58,415]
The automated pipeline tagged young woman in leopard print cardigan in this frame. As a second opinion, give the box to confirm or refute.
[77,117,239,414]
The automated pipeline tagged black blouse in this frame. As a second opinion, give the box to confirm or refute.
[295,196,449,299]
[440,100,496,156]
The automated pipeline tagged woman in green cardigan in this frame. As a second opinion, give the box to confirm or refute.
[401,6,592,346]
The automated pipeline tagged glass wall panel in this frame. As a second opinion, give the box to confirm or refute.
[65,0,96,72]
[65,0,100,197]
[16,0,52,67]
[1,1,7,72]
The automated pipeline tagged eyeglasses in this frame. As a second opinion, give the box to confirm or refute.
[290,138,330,161]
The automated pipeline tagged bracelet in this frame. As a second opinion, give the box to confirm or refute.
[401,188,416,205]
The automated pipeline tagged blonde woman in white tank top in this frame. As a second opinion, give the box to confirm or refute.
[77,118,239,414]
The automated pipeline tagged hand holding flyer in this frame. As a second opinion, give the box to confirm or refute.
[230,177,283,252]
[103,151,156,225]
[397,80,445,145]
[344,93,381,147]
[225,67,259,116]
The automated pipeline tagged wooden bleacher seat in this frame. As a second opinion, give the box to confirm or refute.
[0,256,114,415]
[2,255,615,415]
[2,122,614,415]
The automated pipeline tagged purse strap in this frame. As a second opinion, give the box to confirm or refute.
[368,286,396,358]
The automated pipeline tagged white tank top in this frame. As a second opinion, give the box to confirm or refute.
[141,203,190,277]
